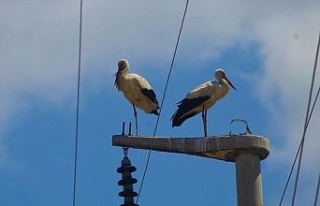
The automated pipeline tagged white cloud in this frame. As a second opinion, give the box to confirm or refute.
[248,3,320,205]
[0,1,81,165]
[252,1,320,164]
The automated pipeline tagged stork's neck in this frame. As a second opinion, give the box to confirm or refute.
[117,69,128,75]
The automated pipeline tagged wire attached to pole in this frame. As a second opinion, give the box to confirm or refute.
[72,0,83,206]
[136,0,190,203]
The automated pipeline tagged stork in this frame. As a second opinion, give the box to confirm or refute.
[115,59,159,135]
[171,69,236,137]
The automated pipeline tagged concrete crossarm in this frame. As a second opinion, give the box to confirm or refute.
[112,134,269,162]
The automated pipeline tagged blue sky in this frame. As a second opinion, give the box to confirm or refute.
[0,1,320,206]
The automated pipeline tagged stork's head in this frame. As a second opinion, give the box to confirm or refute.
[117,59,129,73]
[215,68,236,90]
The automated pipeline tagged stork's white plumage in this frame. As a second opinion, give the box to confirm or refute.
[171,69,236,137]
[115,59,159,134]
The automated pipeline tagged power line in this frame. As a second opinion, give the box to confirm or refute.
[291,29,320,206]
[314,171,320,206]
[279,29,320,206]
[136,0,189,203]
[278,143,301,206]
[72,0,83,206]
[279,85,320,206]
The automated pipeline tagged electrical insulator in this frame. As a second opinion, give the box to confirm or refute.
[117,151,139,206]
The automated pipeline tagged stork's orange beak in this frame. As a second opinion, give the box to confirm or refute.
[225,76,237,91]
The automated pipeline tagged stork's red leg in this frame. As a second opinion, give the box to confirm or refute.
[202,105,207,137]
[204,108,208,137]
[132,104,138,135]
[201,105,205,134]
[204,109,208,137]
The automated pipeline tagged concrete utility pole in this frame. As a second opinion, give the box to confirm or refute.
[112,134,269,206]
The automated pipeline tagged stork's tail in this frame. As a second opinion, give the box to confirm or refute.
[171,117,184,127]
[171,110,198,127]
[151,109,159,116]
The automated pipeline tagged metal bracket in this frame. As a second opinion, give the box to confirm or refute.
[229,119,252,136]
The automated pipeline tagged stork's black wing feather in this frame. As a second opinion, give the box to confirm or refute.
[141,88,159,104]
[171,96,210,127]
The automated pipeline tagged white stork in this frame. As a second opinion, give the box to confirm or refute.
[171,69,236,137]
[115,59,159,135]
